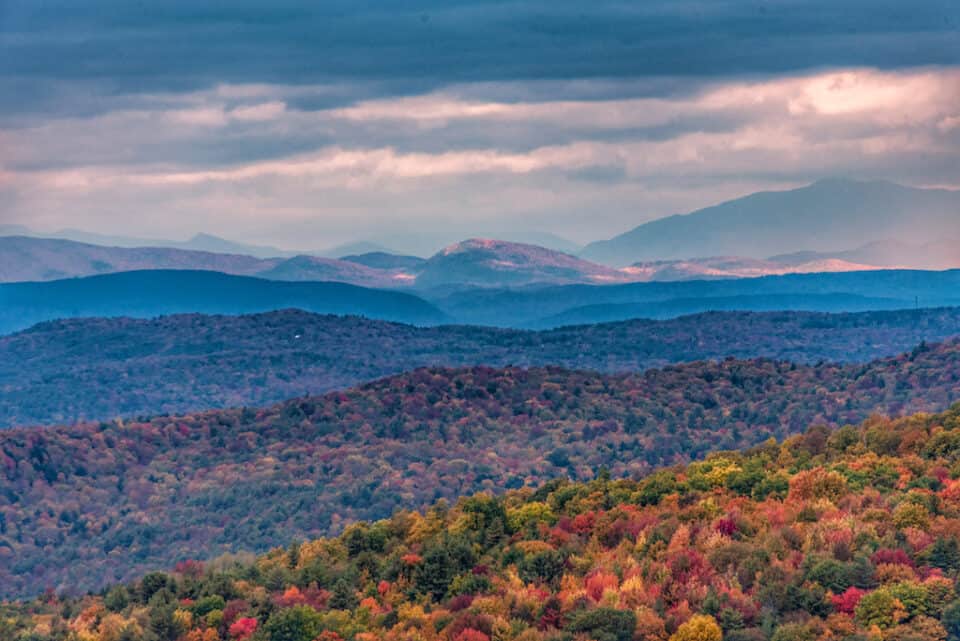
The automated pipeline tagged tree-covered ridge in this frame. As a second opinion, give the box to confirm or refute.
[3,341,960,597]
[11,405,960,641]
[7,306,960,428]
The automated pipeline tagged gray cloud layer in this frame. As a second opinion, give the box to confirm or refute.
[1,1,958,249]
[3,0,958,114]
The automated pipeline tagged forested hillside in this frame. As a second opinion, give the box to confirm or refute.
[11,404,960,641]
[6,307,960,428]
[2,341,960,596]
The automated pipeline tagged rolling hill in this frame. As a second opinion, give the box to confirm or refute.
[432,269,960,327]
[0,235,413,287]
[4,265,959,334]
[5,307,960,428]
[0,225,359,258]
[771,238,960,270]
[253,255,410,287]
[10,404,960,640]
[2,339,960,595]
[5,227,303,258]
[531,293,912,328]
[626,255,880,281]
[339,251,426,270]
[0,270,447,334]
[0,235,276,282]
[581,179,960,265]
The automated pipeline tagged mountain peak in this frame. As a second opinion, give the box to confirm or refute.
[441,237,494,253]
[581,179,960,265]
[439,237,538,256]
[188,232,224,242]
[421,238,626,288]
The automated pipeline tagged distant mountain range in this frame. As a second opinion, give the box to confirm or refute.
[0,226,304,258]
[4,267,960,333]
[625,255,878,281]
[4,179,959,295]
[581,178,960,265]
[771,238,960,270]
[0,234,905,290]
[0,236,415,287]
[0,235,274,281]
[0,270,446,334]
[327,229,583,256]
[0,235,612,288]
[5,306,960,429]
[5,178,960,287]
[0,224,584,259]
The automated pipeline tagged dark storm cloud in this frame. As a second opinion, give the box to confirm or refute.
[1,0,958,115]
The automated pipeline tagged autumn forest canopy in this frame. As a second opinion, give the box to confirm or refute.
[6,306,960,428]
[10,402,960,641]
[1,336,960,597]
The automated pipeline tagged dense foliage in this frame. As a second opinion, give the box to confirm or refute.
[3,340,960,596]
[6,307,960,427]
[11,405,960,641]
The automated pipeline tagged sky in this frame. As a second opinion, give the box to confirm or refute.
[1,0,958,251]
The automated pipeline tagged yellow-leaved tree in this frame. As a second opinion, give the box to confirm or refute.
[670,614,723,641]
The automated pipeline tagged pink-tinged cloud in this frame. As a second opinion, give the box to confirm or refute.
[2,67,958,245]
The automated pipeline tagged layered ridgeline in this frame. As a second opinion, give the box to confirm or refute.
[0,270,447,335]
[0,236,401,287]
[4,235,873,290]
[3,340,960,596]
[12,405,960,641]
[4,267,960,335]
[0,233,896,289]
[6,307,960,428]
[432,269,960,327]
[9,180,960,284]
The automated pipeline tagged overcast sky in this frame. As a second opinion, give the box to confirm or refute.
[1,0,958,250]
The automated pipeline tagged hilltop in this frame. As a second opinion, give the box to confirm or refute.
[11,404,960,641]
[414,239,632,288]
